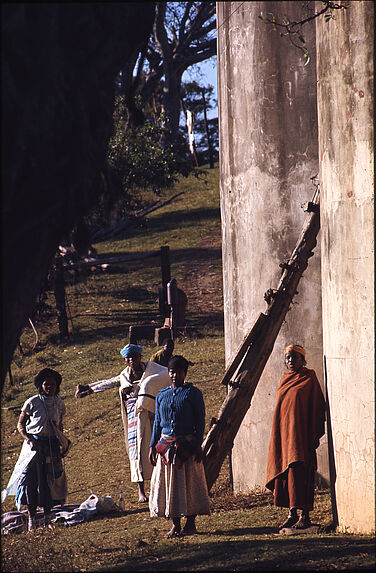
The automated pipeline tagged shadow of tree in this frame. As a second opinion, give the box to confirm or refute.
[103,535,376,572]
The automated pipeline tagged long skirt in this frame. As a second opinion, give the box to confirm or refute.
[149,454,211,518]
[121,397,154,483]
[15,436,65,510]
[273,461,315,511]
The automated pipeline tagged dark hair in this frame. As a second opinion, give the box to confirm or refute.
[34,368,62,395]
[168,355,189,374]
[162,338,174,346]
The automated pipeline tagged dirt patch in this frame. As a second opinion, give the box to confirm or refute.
[182,225,223,316]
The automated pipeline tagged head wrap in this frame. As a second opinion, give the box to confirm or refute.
[34,368,62,394]
[120,343,143,358]
[168,355,189,374]
[284,344,306,358]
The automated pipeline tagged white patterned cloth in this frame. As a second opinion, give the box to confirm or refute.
[125,398,138,461]
[1,441,37,503]
[120,362,170,482]
[87,362,169,482]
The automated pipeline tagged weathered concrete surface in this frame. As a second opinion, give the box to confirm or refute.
[316,1,374,534]
[217,1,329,491]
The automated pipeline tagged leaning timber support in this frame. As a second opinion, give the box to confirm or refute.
[202,190,320,491]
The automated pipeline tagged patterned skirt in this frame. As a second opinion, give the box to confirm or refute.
[15,436,64,510]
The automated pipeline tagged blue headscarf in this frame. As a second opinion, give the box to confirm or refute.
[120,343,143,358]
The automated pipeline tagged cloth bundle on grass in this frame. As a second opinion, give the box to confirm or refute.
[1,493,119,534]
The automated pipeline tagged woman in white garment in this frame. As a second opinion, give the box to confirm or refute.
[2,368,69,531]
[76,343,169,502]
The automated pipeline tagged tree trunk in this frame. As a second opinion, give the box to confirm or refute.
[201,89,214,168]
[155,2,182,146]
[203,194,320,491]
[181,99,199,167]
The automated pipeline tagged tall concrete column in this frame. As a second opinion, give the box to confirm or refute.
[316,1,374,534]
[217,1,328,491]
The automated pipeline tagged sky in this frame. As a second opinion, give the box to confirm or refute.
[183,55,218,119]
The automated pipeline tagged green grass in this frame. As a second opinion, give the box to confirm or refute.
[2,165,375,571]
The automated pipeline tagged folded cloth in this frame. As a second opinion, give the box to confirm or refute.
[1,505,78,535]
[52,494,119,527]
[1,493,119,533]
[52,494,99,527]
[136,362,169,414]
[155,435,197,469]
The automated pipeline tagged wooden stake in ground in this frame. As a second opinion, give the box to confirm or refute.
[202,191,320,491]
[53,255,69,342]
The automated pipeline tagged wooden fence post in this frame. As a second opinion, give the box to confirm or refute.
[54,255,69,341]
[159,246,171,320]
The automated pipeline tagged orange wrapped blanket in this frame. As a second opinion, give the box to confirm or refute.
[266,367,325,491]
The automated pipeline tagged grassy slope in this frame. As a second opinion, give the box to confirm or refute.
[2,166,375,571]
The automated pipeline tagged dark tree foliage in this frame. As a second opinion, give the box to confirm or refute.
[2,3,156,387]
[85,95,193,232]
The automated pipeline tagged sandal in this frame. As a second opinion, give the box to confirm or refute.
[278,515,299,530]
[291,516,312,530]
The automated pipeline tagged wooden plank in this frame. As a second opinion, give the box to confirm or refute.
[220,313,267,385]
[92,191,184,243]
[62,249,160,270]
[135,191,184,217]
[202,192,321,491]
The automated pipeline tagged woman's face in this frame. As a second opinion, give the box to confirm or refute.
[126,353,141,370]
[285,350,304,372]
[168,367,185,388]
[42,376,57,396]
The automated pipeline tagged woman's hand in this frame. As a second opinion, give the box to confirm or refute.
[149,446,157,466]
[75,384,93,398]
[194,443,203,463]
[26,437,39,451]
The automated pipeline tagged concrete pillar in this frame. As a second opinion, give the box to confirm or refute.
[217,1,328,491]
[316,1,374,534]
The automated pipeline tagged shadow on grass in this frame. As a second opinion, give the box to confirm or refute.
[109,206,221,242]
[47,308,224,349]
[80,404,120,427]
[91,506,149,522]
[211,526,277,536]
[65,245,222,283]
[101,535,376,572]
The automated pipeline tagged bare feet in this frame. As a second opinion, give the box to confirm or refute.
[278,515,299,530]
[291,515,312,530]
[137,482,147,502]
[165,524,181,538]
[181,524,198,536]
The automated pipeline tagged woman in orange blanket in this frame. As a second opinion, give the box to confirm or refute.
[266,344,326,530]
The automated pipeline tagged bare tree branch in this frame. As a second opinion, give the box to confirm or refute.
[260,0,348,59]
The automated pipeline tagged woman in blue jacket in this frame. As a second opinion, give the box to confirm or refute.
[149,355,210,537]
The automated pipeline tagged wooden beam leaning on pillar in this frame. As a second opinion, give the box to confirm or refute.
[202,189,320,492]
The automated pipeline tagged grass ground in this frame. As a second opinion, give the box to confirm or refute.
[1,165,375,571]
